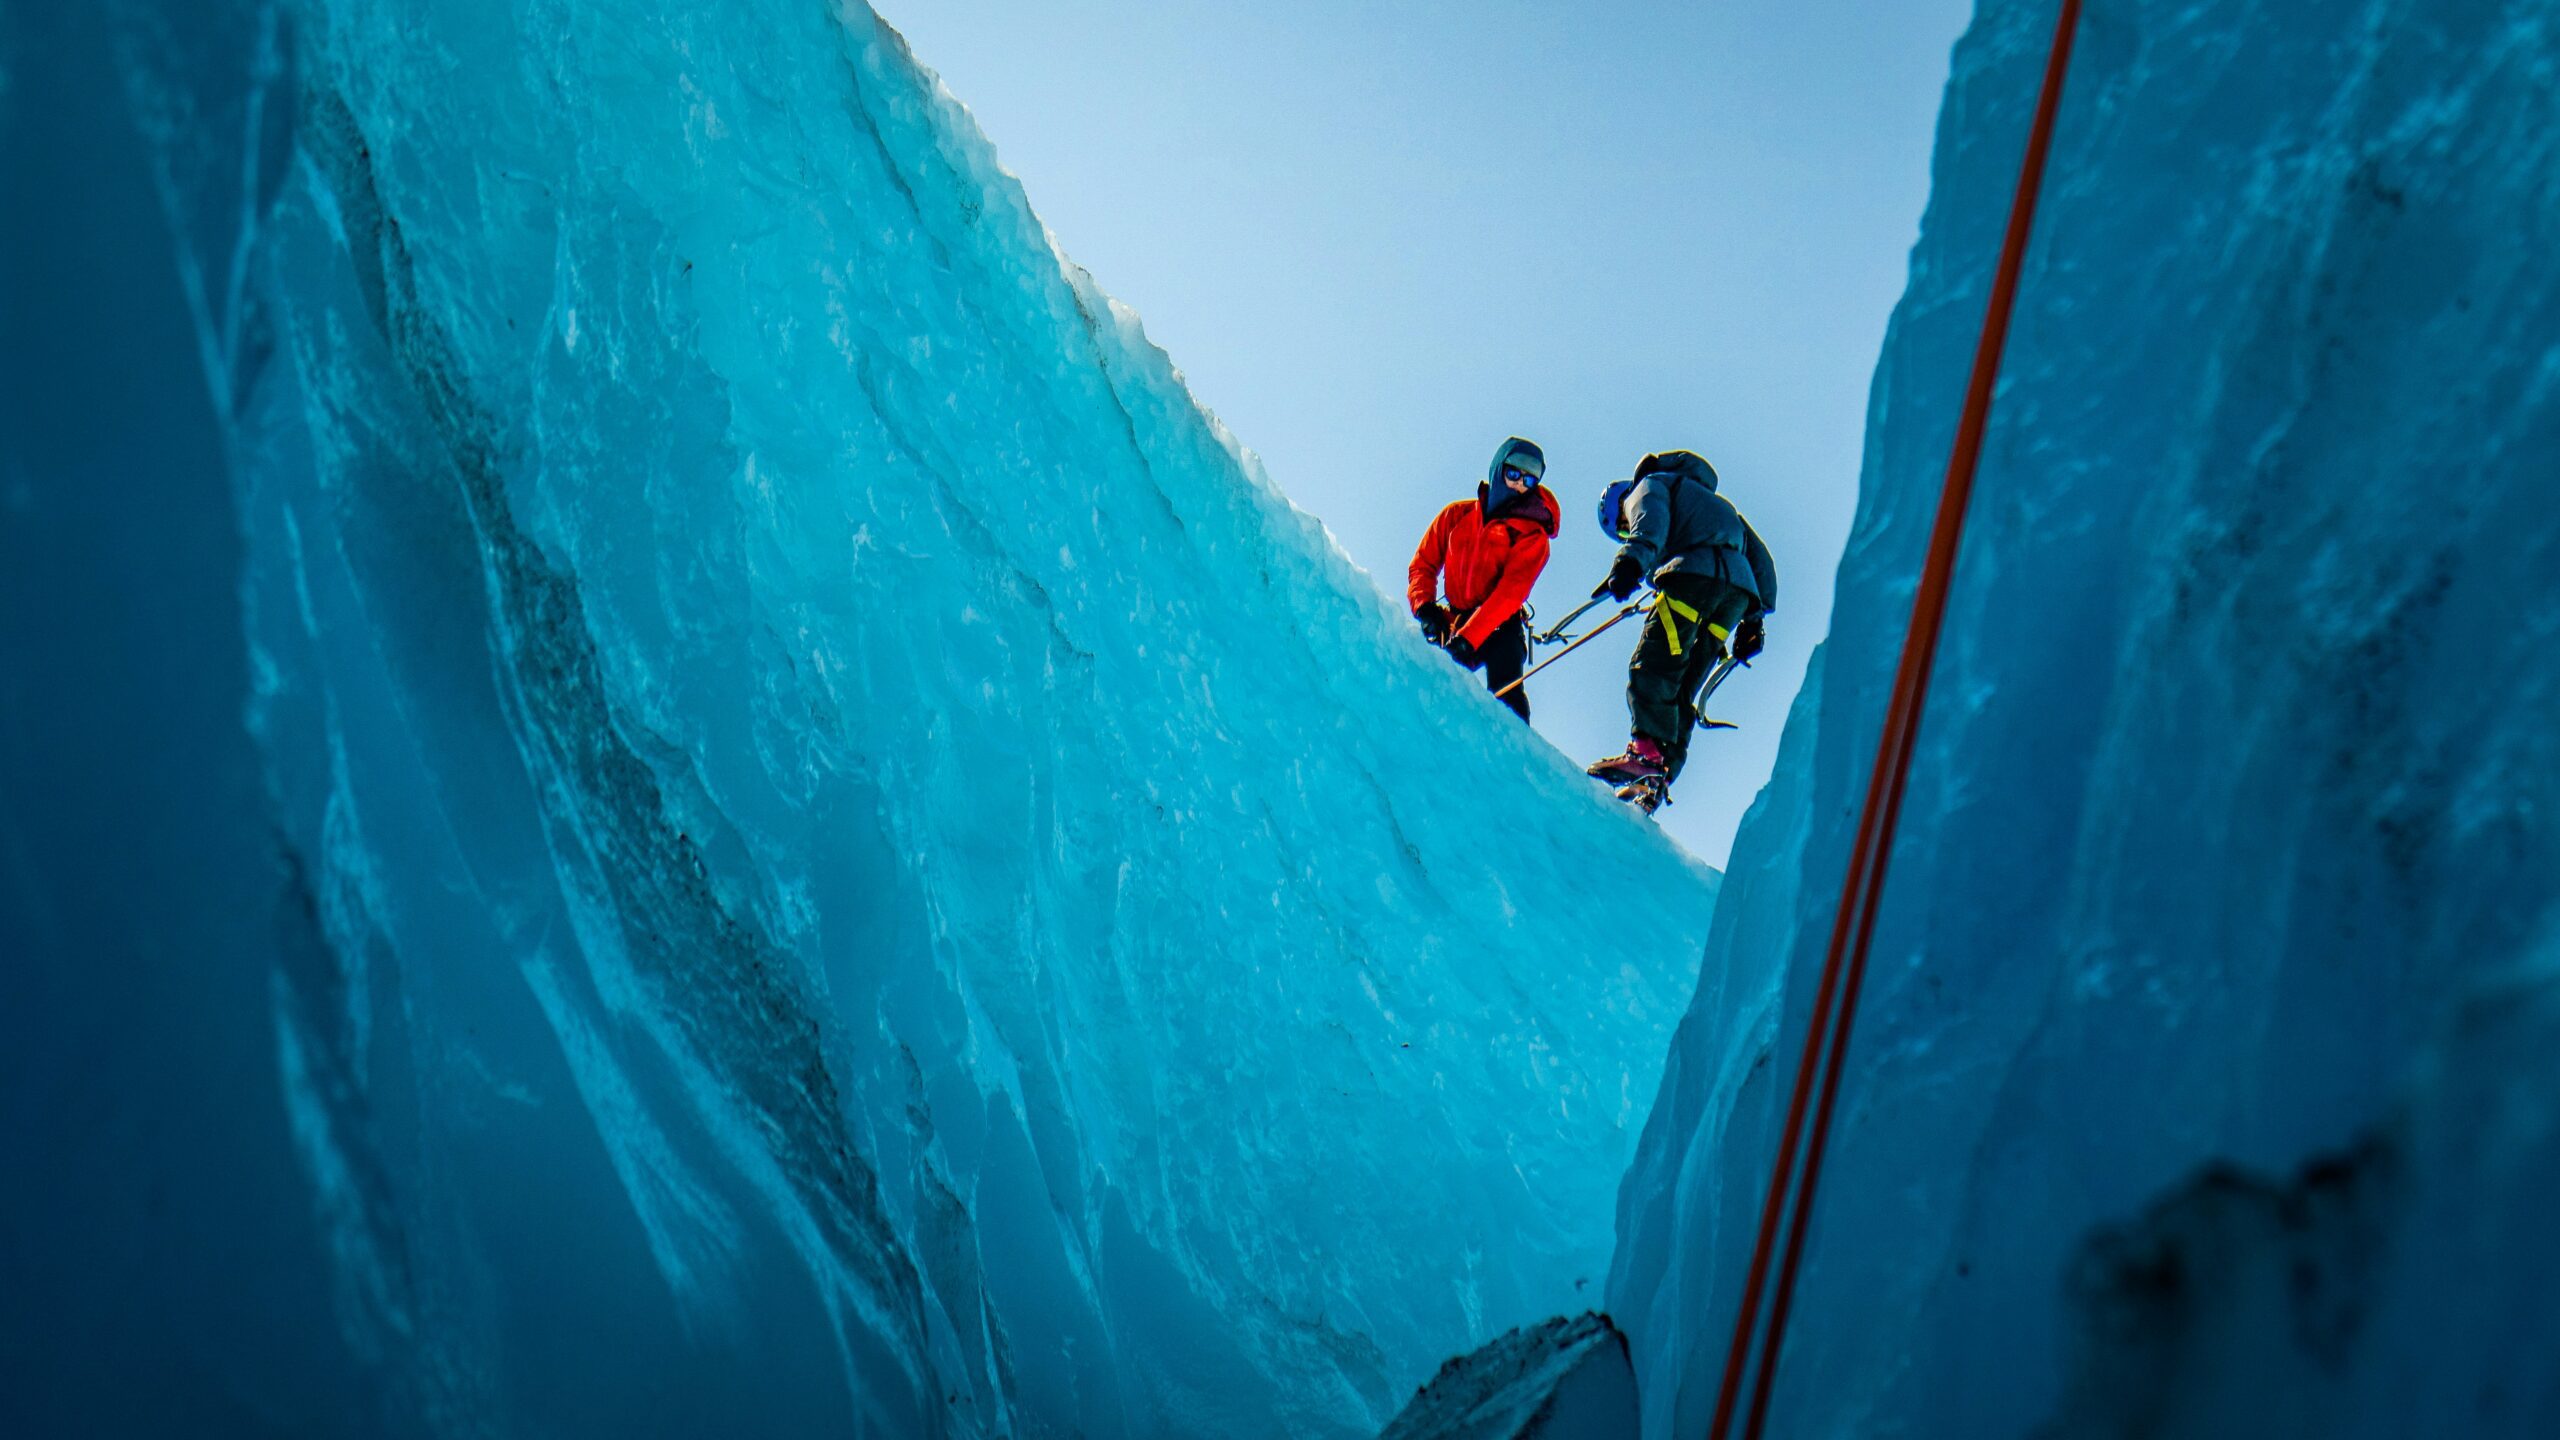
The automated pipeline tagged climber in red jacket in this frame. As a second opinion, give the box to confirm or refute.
[1407,437,1560,721]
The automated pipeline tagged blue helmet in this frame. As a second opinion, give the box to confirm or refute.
[1596,479,1636,542]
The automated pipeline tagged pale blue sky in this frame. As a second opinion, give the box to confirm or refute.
[880,0,1972,866]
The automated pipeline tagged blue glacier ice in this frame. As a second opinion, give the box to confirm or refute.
[12,0,2560,1436]
[30,0,1714,1436]
[4,6,376,1433]
[1607,0,2560,1435]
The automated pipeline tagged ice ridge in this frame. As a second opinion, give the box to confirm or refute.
[108,0,1722,1435]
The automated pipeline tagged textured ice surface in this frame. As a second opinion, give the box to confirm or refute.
[1609,1,2560,1436]
[100,0,1717,1435]
[1,6,377,1433]
[1375,1312,1639,1440]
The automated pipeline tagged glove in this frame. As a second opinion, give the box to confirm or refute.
[1594,553,1646,602]
[1416,602,1452,646]
[1734,614,1767,664]
[1443,633,1485,671]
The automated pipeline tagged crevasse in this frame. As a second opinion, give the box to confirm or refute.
[117,0,1714,1435]
[57,0,2560,1436]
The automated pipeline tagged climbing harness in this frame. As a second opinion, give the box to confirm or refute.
[1504,598,1748,713]
[1704,4,2084,1438]
[1492,597,1648,700]
[1658,594,1732,660]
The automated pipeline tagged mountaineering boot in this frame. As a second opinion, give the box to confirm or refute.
[1586,734,1667,785]
[1616,775,1668,815]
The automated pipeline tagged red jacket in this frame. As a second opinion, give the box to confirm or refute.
[1407,484,1561,647]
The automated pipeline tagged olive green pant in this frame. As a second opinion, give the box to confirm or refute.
[1626,573,1754,783]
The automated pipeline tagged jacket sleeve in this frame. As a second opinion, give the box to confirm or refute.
[1407,504,1456,613]
[1615,476,1671,576]
[1458,528,1550,647]
[1741,516,1778,614]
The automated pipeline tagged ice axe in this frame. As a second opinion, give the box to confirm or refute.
[1493,599,1647,701]
[1533,595,1616,645]
[1689,654,1742,731]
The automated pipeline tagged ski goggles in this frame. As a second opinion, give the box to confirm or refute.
[1500,465,1541,485]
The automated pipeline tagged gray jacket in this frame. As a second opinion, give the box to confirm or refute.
[1614,452,1778,612]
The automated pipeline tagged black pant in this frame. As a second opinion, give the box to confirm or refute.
[1626,573,1753,781]
[1478,615,1532,721]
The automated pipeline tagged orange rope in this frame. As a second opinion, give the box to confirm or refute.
[1705,4,2085,1436]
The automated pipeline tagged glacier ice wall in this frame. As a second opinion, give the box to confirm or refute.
[1609,1,2560,1435]
[86,0,1720,1436]
[1,4,377,1432]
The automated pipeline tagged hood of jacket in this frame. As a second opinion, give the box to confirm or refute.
[1636,449,1720,493]
[1483,437,1554,525]
[1488,436,1548,489]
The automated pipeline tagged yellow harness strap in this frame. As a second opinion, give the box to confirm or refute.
[1657,595,1730,659]
[1661,596,1699,657]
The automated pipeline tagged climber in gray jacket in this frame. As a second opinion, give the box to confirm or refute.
[1584,451,1778,809]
